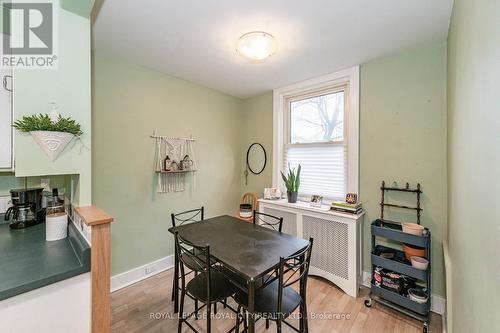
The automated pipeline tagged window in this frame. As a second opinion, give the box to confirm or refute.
[285,88,347,199]
[290,90,345,144]
[273,67,359,201]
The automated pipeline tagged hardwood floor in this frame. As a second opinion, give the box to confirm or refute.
[111,269,442,333]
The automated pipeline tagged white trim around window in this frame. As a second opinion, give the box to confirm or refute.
[272,66,360,198]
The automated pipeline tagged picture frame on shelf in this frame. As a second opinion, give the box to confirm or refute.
[346,193,358,204]
[310,195,323,208]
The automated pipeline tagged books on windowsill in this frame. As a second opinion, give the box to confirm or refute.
[331,201,363,215]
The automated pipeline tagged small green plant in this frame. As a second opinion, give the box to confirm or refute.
[13,114,83,136]
[280,163,301,192]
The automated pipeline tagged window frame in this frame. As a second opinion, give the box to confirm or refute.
[273,66,359,200]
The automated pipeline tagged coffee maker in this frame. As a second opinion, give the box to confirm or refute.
[4,187,46,229]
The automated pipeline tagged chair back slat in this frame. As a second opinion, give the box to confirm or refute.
[174,232,212,306]
[253,211,283,232]
[277,238,314,316]
[171,206,204,228]
[175,232,208,273]
[282,245,312,288]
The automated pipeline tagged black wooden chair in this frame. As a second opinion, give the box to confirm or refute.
[170,207,205,303]
[175,232,238,333]
[253,210,283,232]
[233,238,314,333]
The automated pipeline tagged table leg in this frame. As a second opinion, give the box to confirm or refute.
[173,245,179,314]
[247,279,255,333]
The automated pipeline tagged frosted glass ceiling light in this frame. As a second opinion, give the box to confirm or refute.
[236,31,277,62]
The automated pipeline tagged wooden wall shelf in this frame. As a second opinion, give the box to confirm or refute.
[381,186,422,193]
[380,181,422,224]
[155,169,197,174]
[380,203,423,211]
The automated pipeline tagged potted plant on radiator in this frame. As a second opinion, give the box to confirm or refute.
[281,164,301,203]
[13,107,83,162]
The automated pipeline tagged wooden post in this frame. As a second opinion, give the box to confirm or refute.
[75,206,113,333]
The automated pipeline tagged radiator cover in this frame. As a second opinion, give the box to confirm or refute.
[260,199,364,297]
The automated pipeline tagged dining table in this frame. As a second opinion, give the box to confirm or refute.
[168,214,310,333]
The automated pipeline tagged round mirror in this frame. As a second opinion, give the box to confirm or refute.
[246,143,267,175]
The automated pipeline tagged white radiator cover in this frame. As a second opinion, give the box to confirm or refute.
[259,199,364,297]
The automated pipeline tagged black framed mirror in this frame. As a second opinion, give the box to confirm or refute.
[246,143,267,175]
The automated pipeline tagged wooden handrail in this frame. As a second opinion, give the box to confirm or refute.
[75,206,113,226]
[75,205,113,333]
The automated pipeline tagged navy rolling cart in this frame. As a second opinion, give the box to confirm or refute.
[364,181,431,333]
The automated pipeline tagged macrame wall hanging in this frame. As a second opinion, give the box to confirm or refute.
[151,131,197,193]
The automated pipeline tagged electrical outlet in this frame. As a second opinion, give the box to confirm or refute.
[41,178,50,191]
[0,196,11,214]
[145,265,156,274]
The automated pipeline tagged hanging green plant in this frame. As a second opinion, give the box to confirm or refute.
[13,113,83,136]
[13,107,83,162]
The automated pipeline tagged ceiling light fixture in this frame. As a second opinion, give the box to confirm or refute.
[236,31,277,62]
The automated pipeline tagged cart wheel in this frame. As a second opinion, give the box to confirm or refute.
[422,322,428,333]
[364,298,372,308]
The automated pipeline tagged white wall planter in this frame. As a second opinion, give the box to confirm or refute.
[30,131,74,161]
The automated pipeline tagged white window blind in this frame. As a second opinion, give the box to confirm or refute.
[283,88,347,200]
[284,144,347,199]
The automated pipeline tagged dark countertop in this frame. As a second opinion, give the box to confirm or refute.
[0,220,90,301]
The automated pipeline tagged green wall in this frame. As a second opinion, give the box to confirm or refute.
[92,54,244,275]
[240,92,274,197]
[447,0,500,331]
[61,0,95,18]
[12,5,92,205]
[93,42,449,297]
[0,174,69,196]
[360,41,448,296]
[230,41,448,296]
[1,4,92,205]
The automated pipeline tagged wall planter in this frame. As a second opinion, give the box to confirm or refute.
[13,110,82,162]
[30,131,75,161]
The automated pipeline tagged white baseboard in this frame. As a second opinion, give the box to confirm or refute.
[362,271,446,315]
[111,255,174,292]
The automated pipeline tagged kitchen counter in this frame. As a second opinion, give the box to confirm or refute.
[0,220,90,301]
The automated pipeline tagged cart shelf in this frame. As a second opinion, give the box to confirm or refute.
[370,284,430,316]
[371,219,429,248]
[371,245,428,280]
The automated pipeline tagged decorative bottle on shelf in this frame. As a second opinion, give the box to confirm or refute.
[181,154,193,171]
[164,155,171,171]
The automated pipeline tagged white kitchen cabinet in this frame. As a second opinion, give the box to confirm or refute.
[259,199,365,297]
[0,33,13,171]
[0,273,90,333]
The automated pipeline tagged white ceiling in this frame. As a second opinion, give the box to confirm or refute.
[93,0,453,99]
